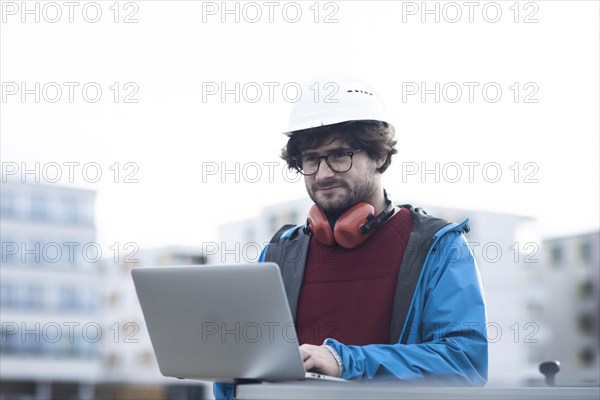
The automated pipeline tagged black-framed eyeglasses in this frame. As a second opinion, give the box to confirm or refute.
[292,149,364,176]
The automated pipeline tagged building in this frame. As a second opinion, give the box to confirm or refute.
[98,246,209,400]
[217,197,547,385]
[1,182,212,399]
[1,181,101,399]
[534,231,600,386]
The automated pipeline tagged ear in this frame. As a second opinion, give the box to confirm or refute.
[374,154,386,170]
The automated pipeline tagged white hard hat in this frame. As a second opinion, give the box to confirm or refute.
[284,78,391,136]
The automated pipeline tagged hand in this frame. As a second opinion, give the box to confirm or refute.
[299,344,340,377]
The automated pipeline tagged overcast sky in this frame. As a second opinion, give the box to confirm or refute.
[2,1,599,252]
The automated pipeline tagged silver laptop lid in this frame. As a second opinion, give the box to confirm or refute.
[132,263,306,382]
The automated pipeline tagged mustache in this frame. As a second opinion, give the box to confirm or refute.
[312,179,347,191]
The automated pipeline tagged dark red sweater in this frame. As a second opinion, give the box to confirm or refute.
[296,207,413,346]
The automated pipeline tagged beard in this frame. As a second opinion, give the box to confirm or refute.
[306,162,379,214]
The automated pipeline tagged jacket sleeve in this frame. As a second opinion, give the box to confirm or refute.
[324,231,488,386]
[213,382,233,400]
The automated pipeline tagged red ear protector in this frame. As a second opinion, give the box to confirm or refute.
[305,191,395,249]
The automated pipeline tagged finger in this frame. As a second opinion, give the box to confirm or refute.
[299,344,316,351]
[299,347,310,361]
[303,356,316,372]
[299,344,318,360]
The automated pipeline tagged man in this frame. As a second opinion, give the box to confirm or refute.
[215,78,487,398]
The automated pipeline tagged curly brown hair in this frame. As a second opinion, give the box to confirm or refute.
[281,120,397,174]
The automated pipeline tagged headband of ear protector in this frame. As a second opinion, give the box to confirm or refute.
[305,191,395,249]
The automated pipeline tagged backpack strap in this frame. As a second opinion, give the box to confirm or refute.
[270,224,297,244]
[388,205,451,344]
[263,225,311,321]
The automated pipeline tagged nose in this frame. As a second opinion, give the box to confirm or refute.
[314,158,335,181]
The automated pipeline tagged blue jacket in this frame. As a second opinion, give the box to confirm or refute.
[214,208,487,399]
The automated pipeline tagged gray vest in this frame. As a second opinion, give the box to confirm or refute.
[263,205,454,344]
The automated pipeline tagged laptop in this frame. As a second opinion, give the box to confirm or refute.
[132,262,348,383]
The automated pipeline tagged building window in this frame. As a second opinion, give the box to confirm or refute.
[549,245,563,267]
[22,240,43,266]
[24,285,44,310]
[1,237,18,265]
[173,254,196,265]
[74,335,96,359]
[190,255,206,264]
[577,347,596,367]
[0,283,17,308]
[77,198,94,225]
[578,241,592,264]
[60,242,79,268]
[576,312,596,336]
[107,292,120,307]
[30,195,48,220]
[61,197,79,224]
[105,353,120,368]
[0,327,21,355]
[0,191,16,217]
[85,290,98,313]
[18,326,43,356]
[138,351,155,366]
[525,301,543,315]
[56,334,78,358]
[39,241,61,266]
[58,287,80,311]
[577,280,594,300]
